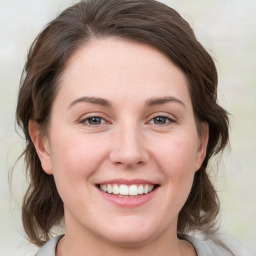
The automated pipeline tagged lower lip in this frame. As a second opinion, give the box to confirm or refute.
[97,187,159,208]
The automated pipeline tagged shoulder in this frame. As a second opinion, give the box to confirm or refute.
[35,235,63,256]
[181,233,254,256]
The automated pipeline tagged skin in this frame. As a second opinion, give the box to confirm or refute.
[29,37,208,256]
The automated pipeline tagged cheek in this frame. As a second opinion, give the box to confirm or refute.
[49,132,108,182]
[152,134,198,175]
[152,134,198,203]
[48,134,109,208]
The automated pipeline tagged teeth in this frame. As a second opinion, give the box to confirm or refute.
[129,185,137,196]
[101,184,107,192]
[120,184,129,195]
[144,184,149,194]
[99,184,155,196]
[138,185,144,194]
[107,184,113,194]
[113,184,119,194]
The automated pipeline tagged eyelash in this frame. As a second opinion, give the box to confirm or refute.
[80,116,108,126]
[148,115,176,126]
[80,114,176,127]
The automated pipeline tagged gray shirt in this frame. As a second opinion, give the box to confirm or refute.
[35,234,251,256]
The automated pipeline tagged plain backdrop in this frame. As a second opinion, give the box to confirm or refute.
[0,0,255,255]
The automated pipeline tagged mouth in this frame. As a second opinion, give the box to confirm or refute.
[96,183,159,197]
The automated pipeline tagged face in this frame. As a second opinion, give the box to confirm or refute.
[31,38,208,247]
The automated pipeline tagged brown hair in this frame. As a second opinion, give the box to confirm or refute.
[16,0,229,246]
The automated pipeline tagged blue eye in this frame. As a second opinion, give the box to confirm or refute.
[150,116,172,125]
[84,116,106,125]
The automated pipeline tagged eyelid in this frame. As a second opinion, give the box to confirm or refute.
[79,112,111,126]
[146,112,177,125]
[85,117,106,125]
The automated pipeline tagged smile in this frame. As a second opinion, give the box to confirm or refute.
[99,184,155,196]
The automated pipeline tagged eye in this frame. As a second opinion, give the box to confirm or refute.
[149,115,174,125]
[82,116,107,126]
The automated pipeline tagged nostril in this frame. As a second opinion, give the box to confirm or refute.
[109,136,149,167]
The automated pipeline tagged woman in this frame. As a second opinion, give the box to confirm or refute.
[16,0,242,255]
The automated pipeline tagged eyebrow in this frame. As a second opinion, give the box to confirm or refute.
[68,96,111,108]
[68,96,185,109]
[145,96,185,107]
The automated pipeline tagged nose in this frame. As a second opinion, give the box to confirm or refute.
[109,124,149,168]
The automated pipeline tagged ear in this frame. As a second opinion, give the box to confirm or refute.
[28,120,53,175]
[195,122,209,172]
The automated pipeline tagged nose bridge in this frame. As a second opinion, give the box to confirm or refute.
[110,120,149,167]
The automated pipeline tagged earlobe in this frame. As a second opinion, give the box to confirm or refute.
[28,120,53,175]
[196,122,209,171]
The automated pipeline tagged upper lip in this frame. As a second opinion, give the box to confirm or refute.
[96,179,157,185]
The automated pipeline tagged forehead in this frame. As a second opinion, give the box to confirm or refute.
[64,37,176,76]
[57,37,191,106]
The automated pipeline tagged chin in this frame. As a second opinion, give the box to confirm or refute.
[98,221,160,247]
